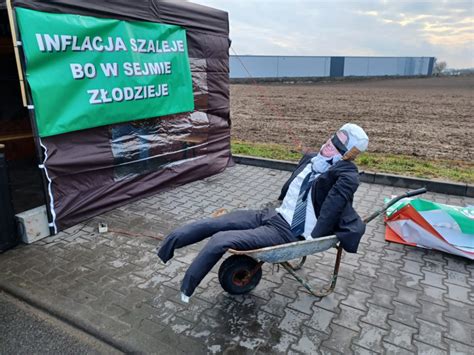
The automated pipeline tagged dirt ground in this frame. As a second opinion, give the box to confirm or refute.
[230,76,473,161]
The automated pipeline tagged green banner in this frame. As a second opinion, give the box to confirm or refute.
[16,8,194,137]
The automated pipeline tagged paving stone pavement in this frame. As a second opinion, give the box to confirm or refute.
[1,164,473,354]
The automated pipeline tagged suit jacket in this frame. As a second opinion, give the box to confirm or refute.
[278,153,365,253]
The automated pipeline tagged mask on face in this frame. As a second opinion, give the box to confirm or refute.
[310,152,334,174]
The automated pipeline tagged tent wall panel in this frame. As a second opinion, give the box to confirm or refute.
[12,0,231,230]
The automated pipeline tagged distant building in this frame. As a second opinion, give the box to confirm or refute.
[230,56,434,79]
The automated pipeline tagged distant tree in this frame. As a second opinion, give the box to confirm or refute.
[433,59,447,75]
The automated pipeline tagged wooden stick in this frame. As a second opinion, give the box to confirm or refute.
[6,0,27,107]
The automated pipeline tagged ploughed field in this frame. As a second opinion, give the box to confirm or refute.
[230,76,473,161]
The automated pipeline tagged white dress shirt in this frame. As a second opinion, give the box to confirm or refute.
[276,163,318,240]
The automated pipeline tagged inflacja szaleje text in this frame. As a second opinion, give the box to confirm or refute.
[35,34,185,53]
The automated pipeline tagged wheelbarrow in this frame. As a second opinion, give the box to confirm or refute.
[218,188,427,297]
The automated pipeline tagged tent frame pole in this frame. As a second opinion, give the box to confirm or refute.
[6,0,56,235]
[5,0,27,107]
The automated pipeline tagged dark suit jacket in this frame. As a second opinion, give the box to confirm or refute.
[278,153,365,253]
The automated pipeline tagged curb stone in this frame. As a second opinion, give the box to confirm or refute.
[0,281,132,354]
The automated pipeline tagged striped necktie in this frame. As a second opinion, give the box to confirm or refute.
[290,171,317,236]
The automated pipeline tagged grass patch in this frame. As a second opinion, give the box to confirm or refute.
[232,140,302,161]
[231,139,474,184]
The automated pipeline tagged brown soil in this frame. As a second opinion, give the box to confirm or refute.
[230,76,474,161]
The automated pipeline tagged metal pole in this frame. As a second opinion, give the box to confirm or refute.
[5,1,56,235]
[5,0,26,107]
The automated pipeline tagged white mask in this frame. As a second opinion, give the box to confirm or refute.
[310,153,335,174]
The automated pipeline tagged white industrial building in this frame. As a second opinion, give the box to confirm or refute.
[230,56,435,79]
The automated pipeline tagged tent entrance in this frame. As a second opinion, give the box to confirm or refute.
[0,8,44,213]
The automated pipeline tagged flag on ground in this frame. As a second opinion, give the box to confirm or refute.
[385,198,474,260]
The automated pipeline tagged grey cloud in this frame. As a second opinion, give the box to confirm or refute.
[194,0,473,68]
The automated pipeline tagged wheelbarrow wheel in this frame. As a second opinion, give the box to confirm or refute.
[218,255,262,295]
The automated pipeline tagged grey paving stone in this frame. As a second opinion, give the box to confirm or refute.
[384,320,417,352]
[183,317,218,344]
[423,251,448,266]
[260,292,294,318]
[306,305,337,335]
[287,291,319,315]
[272,277,301,299]
[255,327,298,354]
[361,304,391,330]
[417,300,448,327]
[103,304,128,319]
[341,288,371,312]
[421,270,447,290]
[1,165,474,353]
[445,338,474,355]
[174,298,213,324]
[333,304,365,332]
[413,341,447,355]
[353,322,388,353]
[445,283,471,303]
[444,299,474,325]
[445,270,469,287]
[355,261,378,278]
[381,249,405,265]
[372,272,398,293]
[290,326,328,354]
[312,291,345,313]
[397,271,424,291]
[351,344,378,355]
[419,284,447,306]
[348,273,377,293]
[389,301,420,327]
[366,240,387,254]
[403,247,427,263]
[367,286,396,310]
[321,324,358,354]
[395,285,421,308]
[444,257,469,275]
[444,317,474,346]
[278,308,311,336]
[414,319,448,350]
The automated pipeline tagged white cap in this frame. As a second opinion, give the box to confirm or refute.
[339,123,369,153]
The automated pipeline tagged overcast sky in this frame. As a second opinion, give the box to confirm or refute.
[194,0,473,68]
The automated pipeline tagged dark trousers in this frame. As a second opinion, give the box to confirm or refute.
[157,208,297,297]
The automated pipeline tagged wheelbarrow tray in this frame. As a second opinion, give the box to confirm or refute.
[228,235,338,263]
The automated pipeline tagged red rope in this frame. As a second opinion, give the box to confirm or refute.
[230,47,311,155]
[108,228,164,241]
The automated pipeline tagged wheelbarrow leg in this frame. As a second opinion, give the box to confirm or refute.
[280,244,343,297]
[327,244,343,293]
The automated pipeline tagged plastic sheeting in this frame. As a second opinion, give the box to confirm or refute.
[110,111,210,181]
[385,198,474,260]
[12,0,232,230]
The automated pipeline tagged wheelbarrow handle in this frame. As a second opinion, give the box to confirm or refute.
[362,187,427,224]
[404,187,428,198]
